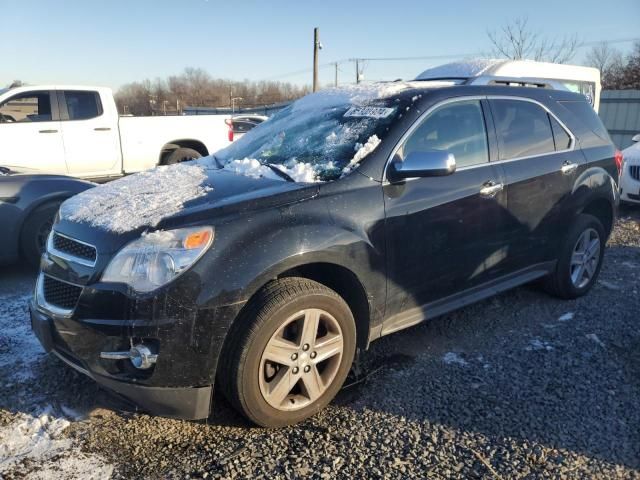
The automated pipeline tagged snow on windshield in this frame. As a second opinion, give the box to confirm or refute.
[215,83,415,182]
[60,163,211,233]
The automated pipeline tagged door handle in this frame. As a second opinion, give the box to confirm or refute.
[560,161,578,175]
[39,129,58,133]
[94,127,111,131]
[479,181,504,198]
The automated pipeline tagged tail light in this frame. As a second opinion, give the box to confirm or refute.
[225,118,234,142]
[614,149,623,177]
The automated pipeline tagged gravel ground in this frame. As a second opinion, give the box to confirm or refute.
[1,207,639,479]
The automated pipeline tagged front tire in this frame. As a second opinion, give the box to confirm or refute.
[219,278,356,427]
[21,202,60,268]
[543,214,605,299]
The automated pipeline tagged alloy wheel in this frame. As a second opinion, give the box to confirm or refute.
[570,227,601,289]
[259,308,344,411]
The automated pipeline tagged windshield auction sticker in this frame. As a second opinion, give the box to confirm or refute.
[344,106,395,119]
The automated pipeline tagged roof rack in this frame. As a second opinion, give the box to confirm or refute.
[465,75,569,91]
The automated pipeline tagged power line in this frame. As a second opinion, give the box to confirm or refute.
[261,36,639,82]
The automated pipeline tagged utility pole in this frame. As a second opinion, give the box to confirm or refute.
[355,58,360,84]
[334,62,338,87]
[313,27,320,92]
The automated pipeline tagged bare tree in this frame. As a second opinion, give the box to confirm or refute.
[487,17,579,64]
[115,68,310,116]
[585,42,626,89]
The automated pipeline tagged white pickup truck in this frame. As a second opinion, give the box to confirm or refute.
[0,85,230,181]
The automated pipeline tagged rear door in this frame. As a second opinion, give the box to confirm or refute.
[383,98,510,318]
[488,97,583,271]
[58,90,121,177]
[0,90,66,173]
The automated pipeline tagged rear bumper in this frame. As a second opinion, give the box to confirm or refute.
[30,301,213,420]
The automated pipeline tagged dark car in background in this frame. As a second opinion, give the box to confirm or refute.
[0,167,94,267]
[31,80,619,427]
[225,114,268,142]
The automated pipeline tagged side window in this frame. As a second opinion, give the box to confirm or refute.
[0,91,53,123]
[401,100,489,168]
[233,121,257,133]
[491,99,555,160]
[549,116,572,151]
[64,91,102,120]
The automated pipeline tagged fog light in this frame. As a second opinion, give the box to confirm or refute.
[129,345,158,369]
[100,344,158,370]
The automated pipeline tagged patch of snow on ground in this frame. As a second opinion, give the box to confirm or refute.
[586,333,605,348]
[342,135,381,176]
[526,338,554,351]
[0,407,113,478]
[443,352,468,366]
[0,294,43,381]
[598,280,621,290]
[60,163,211,233]
[558,312,574,322]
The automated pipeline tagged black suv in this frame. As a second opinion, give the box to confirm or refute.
[31,82,619,427]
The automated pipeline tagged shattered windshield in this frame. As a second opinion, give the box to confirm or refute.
[215,85,412,182]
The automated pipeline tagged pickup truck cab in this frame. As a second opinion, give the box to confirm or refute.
[31,76,619,427]
[0,85,229,181]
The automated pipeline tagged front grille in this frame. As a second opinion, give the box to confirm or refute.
[42,275,82,311]
[52,233,97,263]
[629,165,640,181]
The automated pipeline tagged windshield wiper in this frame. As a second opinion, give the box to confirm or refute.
[261,162,295,182]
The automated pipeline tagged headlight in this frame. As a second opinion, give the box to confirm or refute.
[102,226,214,293]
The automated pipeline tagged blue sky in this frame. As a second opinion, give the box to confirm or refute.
[2,0,638,90]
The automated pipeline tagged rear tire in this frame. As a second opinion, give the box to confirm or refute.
[163,147,202,165]
[542,214,605,299]
[219,277,356,427]
[21,202,60,268]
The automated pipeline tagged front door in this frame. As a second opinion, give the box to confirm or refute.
[383,98,509,321]
[0,90,66,173]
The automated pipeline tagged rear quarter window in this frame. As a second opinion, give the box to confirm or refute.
[559,101,610,142]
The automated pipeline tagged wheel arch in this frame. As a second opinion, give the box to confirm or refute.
[159,139,209,164]
[580,196,615,237]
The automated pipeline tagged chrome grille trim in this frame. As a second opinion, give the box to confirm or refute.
[35,273,83,317]
[47,231,98,267]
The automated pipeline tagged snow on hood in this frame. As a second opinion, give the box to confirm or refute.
[60,163,211,233]
[623,142,640,163]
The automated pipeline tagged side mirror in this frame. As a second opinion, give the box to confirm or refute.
[388,150,456,181]
[632,133,640,143]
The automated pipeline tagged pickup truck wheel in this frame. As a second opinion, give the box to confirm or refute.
[163,147,202,165]
[21,201,60,268]
[543,214,605,299]
[219,277,356,427]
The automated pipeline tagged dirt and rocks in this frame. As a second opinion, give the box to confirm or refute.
[1,207,639,479]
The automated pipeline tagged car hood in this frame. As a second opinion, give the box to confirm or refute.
[623,143,640,164]
[55,165,319,253]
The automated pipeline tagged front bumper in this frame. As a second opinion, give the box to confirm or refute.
[30,302,214,419]
[620,164,640,203]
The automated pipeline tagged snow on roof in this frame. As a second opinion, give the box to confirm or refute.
[416,59,600,83]
[60,163,211,233]
[416,59,506,80]
[291,82,425,112]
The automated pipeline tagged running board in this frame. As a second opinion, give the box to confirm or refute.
[380,261,556,337]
